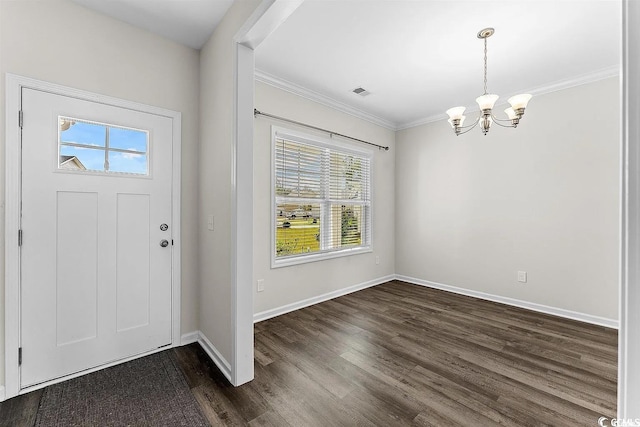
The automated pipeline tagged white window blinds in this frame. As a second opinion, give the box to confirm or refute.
[274,132,371,263]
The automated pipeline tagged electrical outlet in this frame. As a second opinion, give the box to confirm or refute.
[517,271,527,283]
[257,279,264,292]
[207,214,214,231]
[375,256,380,265]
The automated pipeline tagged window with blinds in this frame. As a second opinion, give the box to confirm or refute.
[273,128,372,266]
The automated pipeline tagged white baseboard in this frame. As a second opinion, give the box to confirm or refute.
[395,275,619,329]
[180,331,200,346]
[195,331,233,384]
[0,385,5,402]
[254,274,396,323]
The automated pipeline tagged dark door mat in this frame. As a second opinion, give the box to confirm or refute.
[35,350,209,426]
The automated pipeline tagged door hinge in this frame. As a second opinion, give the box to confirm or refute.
[18,347,22,366]
[18,229,22,246]
[18,110,23,129]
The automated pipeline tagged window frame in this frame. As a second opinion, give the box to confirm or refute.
[271,126,373,268]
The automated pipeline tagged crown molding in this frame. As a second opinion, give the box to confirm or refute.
[254,69,397,130]
[256,65,620,133]
[396,65,621,131]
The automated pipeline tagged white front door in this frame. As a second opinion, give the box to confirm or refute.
[20,88,174,388]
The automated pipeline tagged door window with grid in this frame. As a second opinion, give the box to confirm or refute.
[58,116,149,175]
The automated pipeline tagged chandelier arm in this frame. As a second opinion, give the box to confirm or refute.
[455,116,481,131]
[490,114,517,125]
[456,118,481,135]
[490,118,516,128]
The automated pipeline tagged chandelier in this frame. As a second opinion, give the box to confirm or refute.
[446,28,532,136]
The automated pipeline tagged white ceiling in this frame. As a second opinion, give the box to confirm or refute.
[71,0,234,49]
[255,0,621,129]
[71,0,621,129]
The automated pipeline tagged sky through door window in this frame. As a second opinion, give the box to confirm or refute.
[273,128,372,266]
[58,116,149,175]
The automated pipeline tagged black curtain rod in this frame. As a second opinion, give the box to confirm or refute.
[253,109,390,151]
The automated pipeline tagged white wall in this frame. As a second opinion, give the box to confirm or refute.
[621,0,640,416]
[396,77,620,322]
[0,0,624,400]
[0,0,200,388]
[253,81,395,317]
[198,0,261,365]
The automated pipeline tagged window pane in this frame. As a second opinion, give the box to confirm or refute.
[109,126,148,152]
[275,139,324,198]
[60,118,106,147]
[59,145,105,171]
[275,203,321,257]
[108,151,148,174]
[329,152,369,200]
[328,204,363,249]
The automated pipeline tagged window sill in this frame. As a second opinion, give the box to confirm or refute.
[271,246,372,269]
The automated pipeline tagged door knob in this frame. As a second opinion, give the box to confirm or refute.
[160,239,169,248]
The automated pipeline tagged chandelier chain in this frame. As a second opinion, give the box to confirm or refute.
[483,36,488,95]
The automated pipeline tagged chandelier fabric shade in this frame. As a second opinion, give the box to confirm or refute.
[446,28,532,136]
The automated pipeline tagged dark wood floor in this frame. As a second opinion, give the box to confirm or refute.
[1,280,617,426]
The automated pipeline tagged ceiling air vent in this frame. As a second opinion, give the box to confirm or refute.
[352,87,370,97]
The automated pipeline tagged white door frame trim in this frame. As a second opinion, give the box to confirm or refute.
[230,0,304,387]
[230,41,255,386]
[3,74,182,400]
[619,0,640,417]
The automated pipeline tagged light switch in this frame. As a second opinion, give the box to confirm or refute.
[517,271,527,283]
